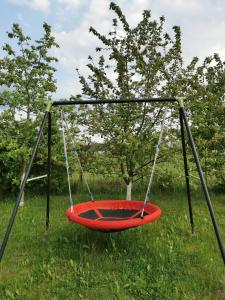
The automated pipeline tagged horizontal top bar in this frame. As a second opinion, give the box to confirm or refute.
[52,98,177,106]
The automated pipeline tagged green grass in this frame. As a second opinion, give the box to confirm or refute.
[0,190,225,299]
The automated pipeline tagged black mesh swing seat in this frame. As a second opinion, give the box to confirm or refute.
[66,200,161,232]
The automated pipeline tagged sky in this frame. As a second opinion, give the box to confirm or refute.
[0,0,225,100]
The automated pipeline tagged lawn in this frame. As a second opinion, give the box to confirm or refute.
[0,190,225,299]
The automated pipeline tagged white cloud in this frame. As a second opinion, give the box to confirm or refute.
[155,0,200,12]
[10,0,50,12]
[52,1,113,97]
[57,0,82,10]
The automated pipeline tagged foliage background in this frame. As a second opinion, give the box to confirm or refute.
[0,2,224,199]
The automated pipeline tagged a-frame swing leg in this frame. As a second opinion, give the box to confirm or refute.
[179,108,194,233]
[0,112,48,262]
[180,107,225,265]
[46,111,51,229]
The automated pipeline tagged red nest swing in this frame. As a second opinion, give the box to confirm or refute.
[61,109,165,233]
[66,200,161,232]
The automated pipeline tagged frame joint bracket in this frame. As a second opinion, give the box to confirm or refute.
[177,97,185,108]
[46,100,53,112]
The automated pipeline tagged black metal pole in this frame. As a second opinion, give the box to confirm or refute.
[46,112,51,229]
[52,97,177,106]
[179,108,194,233]
[0,112,48,262]
[181,107,225,265]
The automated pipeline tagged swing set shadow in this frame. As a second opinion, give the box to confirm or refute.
[0,97,224,265]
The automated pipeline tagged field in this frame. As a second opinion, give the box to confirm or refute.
[0,190,225,299]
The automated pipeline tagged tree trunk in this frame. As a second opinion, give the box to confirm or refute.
[126,180,132,200]
[20,105,30,207]
[19,170,25,207]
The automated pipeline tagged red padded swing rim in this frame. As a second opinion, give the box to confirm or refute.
[66,200,161,232]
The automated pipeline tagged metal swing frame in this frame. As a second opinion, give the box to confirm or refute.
[0,97,225,265]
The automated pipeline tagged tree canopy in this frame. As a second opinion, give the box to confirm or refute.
[73,2,225,198]
[0,22,59,195]
[0,3,224,199]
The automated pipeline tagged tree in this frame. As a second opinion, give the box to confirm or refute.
[161,48,225,190]
[0,22,59,204]
[185,54,225,189]
[74,2,184,199]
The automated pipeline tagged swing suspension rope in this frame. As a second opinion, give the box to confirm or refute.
[141,109,167,218]
[61,110,94,205]
[61,110,74,211]
[61,106,165,217]
[63,113,94,201]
